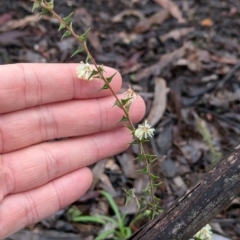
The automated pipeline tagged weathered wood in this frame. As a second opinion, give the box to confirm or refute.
[129,144,240,240]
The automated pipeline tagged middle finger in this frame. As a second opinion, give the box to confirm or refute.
[0,94,145,153]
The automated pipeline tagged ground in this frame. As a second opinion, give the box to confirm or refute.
[1,0,240,239]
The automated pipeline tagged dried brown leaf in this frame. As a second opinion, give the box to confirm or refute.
[0,14,53,32]
[154,0,186,23]
[134,10,170,33]
[147,78,169,126]
[160,27,194,42]
[112,9,145,23]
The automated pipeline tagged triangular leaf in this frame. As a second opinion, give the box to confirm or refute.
[124,124,134,132]
[39,8,48,16]
[133,154,144,161]
[150,173,159,180]
[63,12,74,24]
[112,100,121,108]
[48,0,54,9]
[106,72,117,83]
[136,167,148,174]
[125,104,130,113]
[58,22,65,31]
[88,69,99,81]
[130,139,139,145]
[61,30,71,40]
[98,84,109,90]
[121,97,132,106]
[32,2,40,12]
[78,28,90,42]
[70,46,84,58]
[117,115,128,123]
[86,53,91,63]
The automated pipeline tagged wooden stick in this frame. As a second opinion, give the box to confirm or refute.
[129,144,240,240]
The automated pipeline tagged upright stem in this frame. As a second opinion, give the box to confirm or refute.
[32,0,157,211]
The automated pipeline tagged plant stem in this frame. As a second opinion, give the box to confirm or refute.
[32,0,157,211]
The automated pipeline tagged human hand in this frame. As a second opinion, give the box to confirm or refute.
[0,63,145,239]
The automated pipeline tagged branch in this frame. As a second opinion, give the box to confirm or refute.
[129,144,240,240]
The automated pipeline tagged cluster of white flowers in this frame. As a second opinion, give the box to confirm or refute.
[134,120,155,140]
[193,224,212,240]
[76,61,93,81]
[76,64,155,141]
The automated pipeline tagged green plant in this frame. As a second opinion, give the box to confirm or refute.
[31,0,162,218]
[68,191,132,240]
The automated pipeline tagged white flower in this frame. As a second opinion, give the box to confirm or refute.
[193,224,212,240]
[76,61,93,81]
[123,85,137,106]
[134,120,155,140]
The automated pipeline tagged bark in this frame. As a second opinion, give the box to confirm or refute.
[129,144,240,240]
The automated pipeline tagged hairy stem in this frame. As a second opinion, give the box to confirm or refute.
[32,0,158,211]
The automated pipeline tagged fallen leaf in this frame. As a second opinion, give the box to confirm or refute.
[90,159,107,190]
[160,27,194,42]
[134,10,170,33]
[135,42,189,81]
[147,78,169,126]
[210,55,239,65]
[0,14,54,32]
[154,0,186,23]
[200,18,213,27]
[112,9,145,23]
[117,153,137,178]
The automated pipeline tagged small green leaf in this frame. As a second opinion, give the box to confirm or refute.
[150,173,159,180]
[99,84,109,90]
[61,30,71,40]
[153,182,162,188]
[97,64,105,74]
[78,28,90,42]
[121,97,132,106]
[63,12,74,24]
[133,154,144,161]
[130,139,139,145]
[58,22,65,31]
[125,104,131,113]
[39,8,48,15]
[32,2,40,12]
[86,53,91,63]
[136,167,148,174]
[124,124,134,132]
[72,215,106,224]
[87,69,99,81]
[70,46,84,58]
[145,154,157,160]
[112,100,121,108]
[117,115,128,123]
[106,72,117,83]
[149,158,158,164]
[48,0,54,9]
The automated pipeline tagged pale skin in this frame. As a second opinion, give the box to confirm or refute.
[0,63,145,239]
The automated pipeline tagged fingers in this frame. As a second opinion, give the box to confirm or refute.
[0,168,92,239]
[0,94,145,153]
[0,63,122,114]
[1,127,133,198]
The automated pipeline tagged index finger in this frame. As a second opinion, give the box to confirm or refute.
[0,63,122,114]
